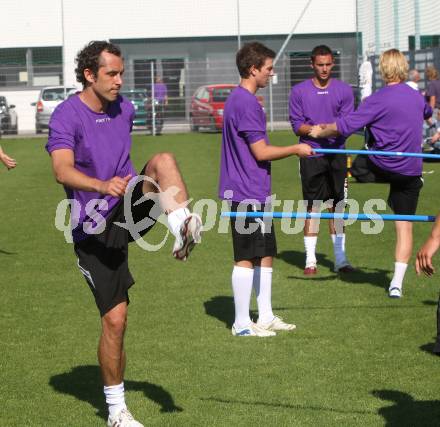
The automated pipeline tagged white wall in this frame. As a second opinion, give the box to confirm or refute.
[357,0,440,54]
[1,0,356,50]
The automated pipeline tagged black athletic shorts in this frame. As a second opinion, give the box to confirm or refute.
[365,158,423,215]
[299,154,347,210]
[74,165,156,317]
[230,201,277,262]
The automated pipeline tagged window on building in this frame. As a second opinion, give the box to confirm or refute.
[408,35,440,50]
[0,46,62,88]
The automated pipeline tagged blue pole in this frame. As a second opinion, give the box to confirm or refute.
[314,148,440,160]
[221,212,436,222]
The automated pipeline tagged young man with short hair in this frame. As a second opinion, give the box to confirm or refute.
[289,45,355,275]
[219,42,313,337]
[46,41,201,426]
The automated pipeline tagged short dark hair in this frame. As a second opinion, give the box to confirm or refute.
[236,42,275,78]
[75,41,122,87]
[311,45,333,62]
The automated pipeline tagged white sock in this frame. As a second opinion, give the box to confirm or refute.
[104,382,127,418]
[331,233,347,266]
[232,266,254,330]
[304,236,317,267]
[167,207,190,237]
[254,266,274,325]
[390,262,408,290]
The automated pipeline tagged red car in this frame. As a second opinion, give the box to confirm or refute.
[189,84,264,132]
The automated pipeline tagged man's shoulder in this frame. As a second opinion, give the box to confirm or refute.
[227,87,258,110]
[51,95,80,123]
[332,79,353,91]
[290,79,311,95]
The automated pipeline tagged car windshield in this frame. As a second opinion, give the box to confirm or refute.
[42,88,74,101]
[212,87,234,102]
[122,91,146,100]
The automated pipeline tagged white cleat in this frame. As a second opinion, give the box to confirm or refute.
[173,213,202,261]
[388,287,402,298]
[232,322,276,337]
[107,409,144,427]
[257,315,297,331]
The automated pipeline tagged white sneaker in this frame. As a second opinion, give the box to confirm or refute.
[231,322,276,337]
[172,213,202,261]
[257,316,297,331]
[107,408,144,427]
[389,287,402,298]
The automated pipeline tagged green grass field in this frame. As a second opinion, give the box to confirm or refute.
[0,131,439,426]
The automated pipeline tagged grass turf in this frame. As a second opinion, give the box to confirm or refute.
[0,131,439,426]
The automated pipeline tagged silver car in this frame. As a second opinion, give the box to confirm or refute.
[32,86,76,133]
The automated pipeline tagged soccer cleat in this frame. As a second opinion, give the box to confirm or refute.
[257,316,296,331]
[107,409,144,427]
[231,322,276,337]
[172,213,202,261]
[388,287,402,298]
[304,262,317,275]
[334,262,355,273]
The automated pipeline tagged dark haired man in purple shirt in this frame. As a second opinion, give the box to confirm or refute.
[46,41,201,427]
[219,42,313,337]
[289,45,355,276]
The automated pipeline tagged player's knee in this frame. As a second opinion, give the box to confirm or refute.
[103,311,127,335]
[151,152,177,171]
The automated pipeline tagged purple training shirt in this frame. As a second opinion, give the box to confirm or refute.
[46,94,137,242]
[289,78,354,151]
[336,83,432,176]
[219,86,271,203]
[153,82,167,101]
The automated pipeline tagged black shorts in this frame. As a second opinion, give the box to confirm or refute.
[230,201,277,262]
[365,158,423,215]
[299,154,347,210]
[74,166,157,317]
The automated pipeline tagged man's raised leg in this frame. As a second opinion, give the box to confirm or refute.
[142,152,202,260]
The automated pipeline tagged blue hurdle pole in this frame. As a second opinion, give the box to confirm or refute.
[314,148,440,160]
[221,212,436,222]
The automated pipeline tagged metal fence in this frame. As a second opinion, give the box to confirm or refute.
[0,47,439,135]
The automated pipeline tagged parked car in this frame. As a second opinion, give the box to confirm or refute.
[0,96,18,135]
[189,84,264,132]
[120,90,147,127]
[31,86,76,133]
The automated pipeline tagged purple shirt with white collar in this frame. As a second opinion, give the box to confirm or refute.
[289,78,354,151]
[219,86,270,203]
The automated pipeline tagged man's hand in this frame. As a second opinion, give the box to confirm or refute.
[295,144,315,158]
[99,174,132,197]
[0,152,17,170]
[309,125,323,138]
[431,132,440,144]
[416,237,440,277]
[416,236,440,277]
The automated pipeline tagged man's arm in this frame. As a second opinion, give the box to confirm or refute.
[249,139,314,162]
[416,213,440,277]
[309,123,340,139]
[50,149,131,197]
[289,87,310,137]
[295,124,314,137]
